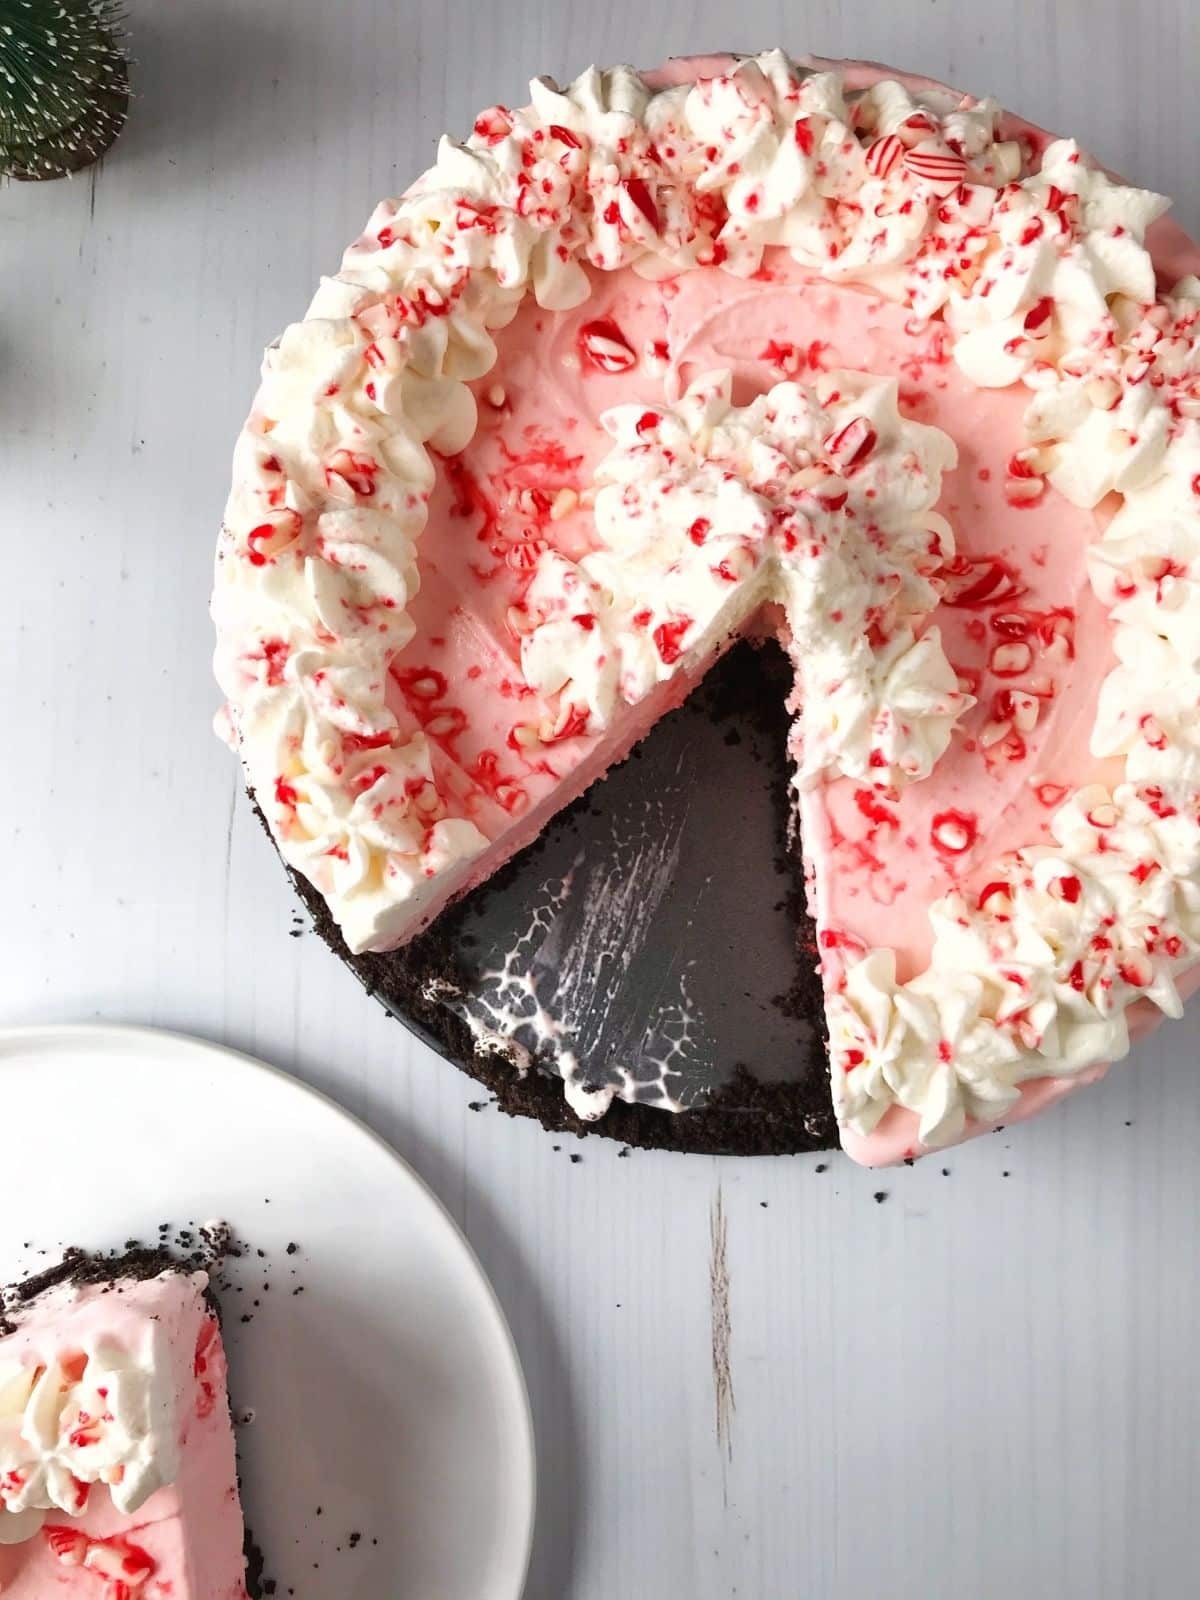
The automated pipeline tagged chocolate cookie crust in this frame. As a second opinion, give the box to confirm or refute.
[275,641,838,1157]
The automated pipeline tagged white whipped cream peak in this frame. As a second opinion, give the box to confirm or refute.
[946,138,1170,391]
[214,49,1200,1151]
[520,369,968,788]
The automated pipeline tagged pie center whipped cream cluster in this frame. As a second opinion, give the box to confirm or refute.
[212,48,1200,1151]
[0,1303,194,1543]
[521,369,967,789]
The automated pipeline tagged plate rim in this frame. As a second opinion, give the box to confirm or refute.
[0,1020,537,1600]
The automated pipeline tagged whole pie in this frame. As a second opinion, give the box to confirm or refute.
[212,50,1200,1164]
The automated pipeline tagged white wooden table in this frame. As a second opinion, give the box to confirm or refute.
[3,4,1198,1595]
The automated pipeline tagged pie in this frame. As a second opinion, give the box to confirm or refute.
[213,50,1200,1162]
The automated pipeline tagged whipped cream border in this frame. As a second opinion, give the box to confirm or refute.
[212,49,1200,1151]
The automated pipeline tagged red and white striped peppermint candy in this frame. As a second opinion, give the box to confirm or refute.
[945,181,996,227]
[83,1535,156,1587]
[472,106,513,145]
[902,141,968,194]
[865,134,904,179]
[1022,295,1056,334]
[823,416,878,474]
[43,1525,89,1566]
[578,318,638,374]
[505,538,549,572]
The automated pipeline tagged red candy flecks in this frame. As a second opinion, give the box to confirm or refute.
[940,554,1027,609]
[652,617,693,665]
[865,134,903,178]
[324,449,380,499]
[392,667,449,702]
[43,1525,157,1596]
[194,1315,219,1420]
[578,317,637,374]
[623,176,660,231]
[822,416,877,473]
[930,809,979,856]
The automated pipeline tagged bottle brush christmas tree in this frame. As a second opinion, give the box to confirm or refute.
[0,0,129,181]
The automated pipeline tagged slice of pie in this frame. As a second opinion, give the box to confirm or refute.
[0,1250,250,1598]
[213,49,1200,1163]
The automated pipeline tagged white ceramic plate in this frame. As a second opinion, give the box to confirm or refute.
[0,1024,535,1600]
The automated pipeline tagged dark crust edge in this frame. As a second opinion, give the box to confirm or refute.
[0,1245,217,1333]
[262,772,839,1156]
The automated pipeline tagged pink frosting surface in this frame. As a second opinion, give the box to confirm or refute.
[360,53,1200,1161]
[412,248,1113,959]
[215,48,1200,1162]
[0,1273,248,1599]
[398,241,1130,1154]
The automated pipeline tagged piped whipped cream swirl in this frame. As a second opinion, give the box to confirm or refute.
[213,48,1200,1150]
[520,369,968,788]
[0,1314,193,1543]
